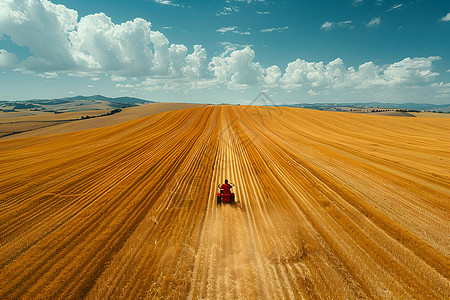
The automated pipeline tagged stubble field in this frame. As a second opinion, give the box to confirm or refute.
[0,104,449,299]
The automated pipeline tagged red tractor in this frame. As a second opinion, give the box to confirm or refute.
[217,182,236,205]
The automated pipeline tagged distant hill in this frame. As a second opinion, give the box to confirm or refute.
[290,102,450,113]
[1,95,152,105]
[59,95,153,105]
[30,95,153,106]
[0,95,154,114]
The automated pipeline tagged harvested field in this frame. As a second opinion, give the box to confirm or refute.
[0,110,111,123]
[363,111,415,117]
[1,103,204,140]
[411,112,450,118]
[0,121,66,137]
[0,110,111,138]
[0,105,449,299]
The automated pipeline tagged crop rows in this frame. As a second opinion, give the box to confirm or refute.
[0,105,448,299]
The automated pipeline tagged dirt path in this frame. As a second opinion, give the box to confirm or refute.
[0,106,448,299]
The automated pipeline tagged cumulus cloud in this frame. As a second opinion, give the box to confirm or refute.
[0,0,208,79]
[0,49,18,68]
[382,56,441,85]
[0,0,79,71]
[277,56,441,90]
[352,0,363,7]
[440,13,450,22]
[264,65,282,86]
[71,14,168,75]
[209,47,264,88]
[183,45,208,79]
[0,0,445,97]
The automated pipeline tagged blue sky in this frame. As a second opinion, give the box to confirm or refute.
[0,0,449,104]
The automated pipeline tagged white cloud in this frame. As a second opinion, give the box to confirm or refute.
[218,42,254,53]
[386,4,403,12]
[260,26,288,33]
[0,0,79,71]
[338,20,352,26]
[216,6,239,16]
[367,17,381,27]
[308,89,327,96]
[0,0,445,98]
[232,0,268,4]
[153,0,179,7]
[382,56,441,85]
[115,83,135,88]
[440,13,450,22]
[264,65,282,86]
[0,49,18,68]
[337,20,353,29]
[216,26,238,33]
[209,47,264,88]
[183,45,208,79]
[216,26,250,35]
[277,56,441,90]
[37,71,58,79]
[352,0,363,7]
[431,82,450,87]
[168,44,187,76]
[0,0,210,81]
[73,14,174,75]
[430,82,450,98]
[321,21,335,31]
[256,11,270,15]
[111,75,127,82]
[322,20,353,30]
[215,0,268,16]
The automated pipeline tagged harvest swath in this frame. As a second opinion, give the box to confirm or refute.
[0,105,449,299]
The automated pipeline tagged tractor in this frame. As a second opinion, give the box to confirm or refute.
[217,182,236,205]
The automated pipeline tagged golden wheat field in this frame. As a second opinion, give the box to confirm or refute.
[0,104,449,299]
